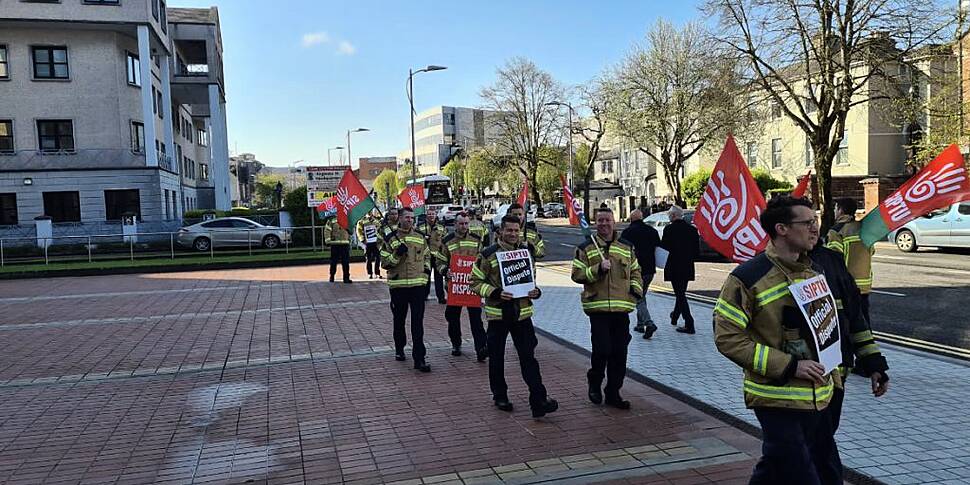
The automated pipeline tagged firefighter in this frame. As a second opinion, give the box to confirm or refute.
[356,209,383,279]
[470,215,558,418]
[323,215,352,283]
[418,210,448,304]
[379,207,432,373]
[825,197,874,324]
[713,196,841,484]
[507,203,545,259]
[438,212,486,360]
[468,207,490,246]
[571,207,643,409]
[379,207,400,246]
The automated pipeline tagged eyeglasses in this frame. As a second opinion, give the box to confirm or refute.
[787,218,819,228]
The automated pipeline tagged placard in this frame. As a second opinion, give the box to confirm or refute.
[363,224,378,244]
[788,275,842,375]
[654,247,669,269]
[496,249,535,298]
[447,254,482,307]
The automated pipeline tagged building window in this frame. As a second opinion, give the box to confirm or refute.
[130,122,145,153]
[104,189,141,221]
[836,131,849,165]
[0,45,8,79]
[152,0,159,20]
[37,120,74,152]
[0,194,17,226]
[771,138,782,168]
[200,163,209,180]
[156,89,163,119]
[125,52,140,86]
[197,126,208,147]
[159,0,168,33]
[0,120,13,154]
[804,139,813,167]
[152,86,158,114]
[84,0,121,5]
[770,102,782,119]
[43,191,81,223]
[746,142,757,167]
[32,46,69,80]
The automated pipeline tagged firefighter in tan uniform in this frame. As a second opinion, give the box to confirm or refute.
[418,210,448,303]
[323,216,351,283]
[437,213,486,359]
[825,198,874,324]
[380,207,432,373]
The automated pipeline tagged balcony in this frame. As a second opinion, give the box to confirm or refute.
[168,12,224,106]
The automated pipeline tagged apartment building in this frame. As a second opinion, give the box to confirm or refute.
[0,0,230,238]
[406,105,501,176]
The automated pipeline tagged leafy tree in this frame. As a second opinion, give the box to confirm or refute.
[680,168,791,206]
[373,169,401,208]
[254,173,286,208]
[442,158,465,195]
[463,149,500,203]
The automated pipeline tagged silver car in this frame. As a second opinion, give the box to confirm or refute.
[889,202,970,252]
[176,217,291,251]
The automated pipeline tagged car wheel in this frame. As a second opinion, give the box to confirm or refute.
[895,229,917,252]
[262,234,281,249]
[193,237,211,252]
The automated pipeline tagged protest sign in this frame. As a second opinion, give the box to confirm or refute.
[788,275,842,375]
[497,249,535,298]
[447,254,481,307]
[363,224,378,244]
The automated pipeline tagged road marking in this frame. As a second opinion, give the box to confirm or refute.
[874,331,970,360]
[708,268,731,273]
[872,289,907,297]
[874,255,908,261]
[559,243,574,247]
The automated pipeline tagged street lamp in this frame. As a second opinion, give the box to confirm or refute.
[346,128,369,170]
[546,101,575,196]
[327,145,345,166]
[408,65,448,185]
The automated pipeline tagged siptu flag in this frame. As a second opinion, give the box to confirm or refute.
[335,169,376,230]
[791,170,812,198]
[560,174,591,237]
[859,144,970,247]
[695,135,769,263]
[517,178,529,207]
[315,195,338,219]
[397,184,426,217]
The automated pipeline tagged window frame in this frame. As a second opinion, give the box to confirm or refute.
[104,189,141,222]
[771,138,782,169]
[835,132,849,166]
[746,142,757,167]
[42,191,81,223]
[31,46,69,80]
[83,0,121,5]
[36,119,75,152]
[0,45,9,80]
[0,193,17,226]
[130,121,145,154]
[0,120,14,154]
[125,51,140,87]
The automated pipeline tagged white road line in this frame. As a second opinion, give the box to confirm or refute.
[559,243,574,247]
[874,255,908,261]
[872,289,907,297]
[708,268,731,273]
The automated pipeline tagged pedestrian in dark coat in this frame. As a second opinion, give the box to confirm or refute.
[621,209,661,339]
[660,206,699,334]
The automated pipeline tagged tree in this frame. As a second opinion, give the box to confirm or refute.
[480,57,567,208]
[573,82,610,218]
[374,169,401,208]
[397,161,416,188]
[536,146,568,203]
[463,148,500,203]
[705,0,953,229]
[604,20,747,207]
[254,173,286,208]
[442,158,465,196]
[681,168,792,205]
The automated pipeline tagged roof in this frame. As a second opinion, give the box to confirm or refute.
[167,7,218,24]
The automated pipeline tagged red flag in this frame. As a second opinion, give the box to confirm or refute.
[791,170,812,198]
[335,169,376,230]
[695,136,768,263]
[560,175,590,235]
[517,179,529,206]
[397,184,426,216]
[860,144,970,246]
[315,195,338,218]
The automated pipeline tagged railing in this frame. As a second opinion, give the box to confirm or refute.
[0,225,351,269]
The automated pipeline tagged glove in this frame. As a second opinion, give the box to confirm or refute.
[395,244,408,256]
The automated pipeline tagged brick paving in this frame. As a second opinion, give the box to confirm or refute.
[0,264,764,484]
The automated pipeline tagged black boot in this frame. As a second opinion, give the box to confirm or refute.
[394,352,406,362]
[633,323,645,333]
[451,346,462,357]
[414,362,431,373]
[476,348,488,362]
[588,381,603,405]
[605,394,631,410]
[494,398,513,412]
[532,398,559,418]
[329,275,335,283]
[643,323,657,340]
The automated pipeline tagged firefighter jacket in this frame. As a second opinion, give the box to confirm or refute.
[571,231,643,314]
[437,231,483,275]
[825,215,874,294]
[377,220,398,249]
[471,239,539,322]
[713,241,836,411]
[809,245,889,389]
[521,222,546,259]
[356,214,381,246]
[469,219,490,246]
[323,218,350,246]
[380,227,431,289]
[418,221,448,265]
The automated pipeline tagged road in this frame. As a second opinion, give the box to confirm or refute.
[535,220,970,353]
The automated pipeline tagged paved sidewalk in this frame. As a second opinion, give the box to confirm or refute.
[0,264,765,484]
[534,265,970,485]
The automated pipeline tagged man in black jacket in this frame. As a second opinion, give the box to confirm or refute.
[661,206,699,334]
[621,209,662,339]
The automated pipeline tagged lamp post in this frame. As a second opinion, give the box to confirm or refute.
[545,101,575,196]
[408,65,447,185]
[346,128,370,170]
[327,146,345,166]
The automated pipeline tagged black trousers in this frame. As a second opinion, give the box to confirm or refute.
[446,306,486,352]
[425,266,445,301]
[329,244,350,280]
[365,243,381,276]
[670,279,694,328]
[587,313,632,397]
[390,286,427,363]
[860,293,871,326]
[749,407,842,485]
[487,318,547,408]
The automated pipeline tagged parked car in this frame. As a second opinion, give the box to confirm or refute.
[437,205,466,224]
[490,203,537,231]
[177,217,291,252]
[888,202,970,252]
[542,203,566,218]
[644,210,725,261]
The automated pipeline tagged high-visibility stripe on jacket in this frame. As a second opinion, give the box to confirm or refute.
[436,231,483,274]
[521,223,546,259]
[470,240,538,322]
[571,231,643,314]
[469,219,490,246]
[380,228,430,288]
[713,242,835,411]
[417,222,448,267]
[323,218,350,245]
[825,216,874,294]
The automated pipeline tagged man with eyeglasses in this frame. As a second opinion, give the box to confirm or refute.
[713,196,842,484]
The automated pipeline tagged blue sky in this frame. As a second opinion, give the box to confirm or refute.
[171,0,703,167]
